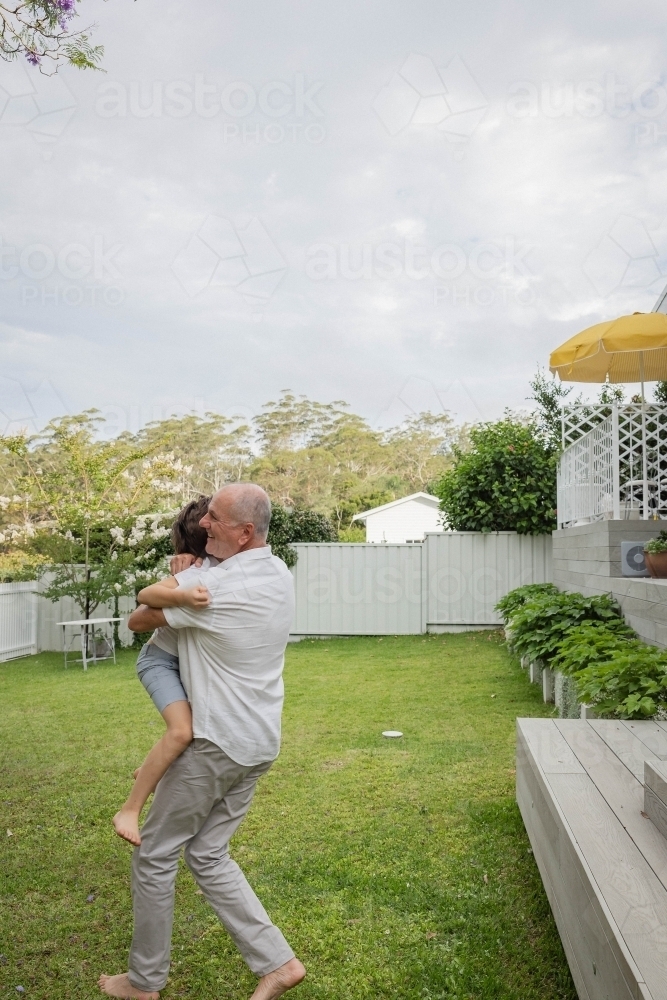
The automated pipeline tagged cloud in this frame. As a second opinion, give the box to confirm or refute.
[2,0,667,429]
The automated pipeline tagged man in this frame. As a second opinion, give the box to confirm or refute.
[98,484,306,1000]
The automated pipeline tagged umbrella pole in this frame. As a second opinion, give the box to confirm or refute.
[640,351,648,519]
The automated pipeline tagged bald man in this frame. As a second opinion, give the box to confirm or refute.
[99,485,305,1000]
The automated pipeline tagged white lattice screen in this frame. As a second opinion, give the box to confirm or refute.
[557,403,667,527]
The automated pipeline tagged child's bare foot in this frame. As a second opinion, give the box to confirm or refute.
[133,768,140,780]
[112,809,141,846]
[249,958,306,1000]
[98,972,159,999]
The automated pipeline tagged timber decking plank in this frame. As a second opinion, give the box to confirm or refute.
[558,828,642,1000]
[516,755,593,1000]
[518,716,585,773]
[588,720,661,781]
[555,720,667,890]
[621,721,667,760]
[517,722,642,1000]
[547,771,667,1000]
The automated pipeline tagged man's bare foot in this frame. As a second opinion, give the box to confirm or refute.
[98,972,159,999]
[249,958,306,1000]
[112,809,141,846]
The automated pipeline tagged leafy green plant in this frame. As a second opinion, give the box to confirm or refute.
[508,591,623,665]
[337,524,366,543]
[2,412,184,621]
[495,583,560,623]
[433,417,557,534]
[500,583,667,720]
[267,504,337,567]
[551,619,637,676]
[645,530,667,554]
[0,550,46,582]
[575,647,667,719]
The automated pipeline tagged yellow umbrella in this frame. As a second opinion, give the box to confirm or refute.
[549,312,667,391]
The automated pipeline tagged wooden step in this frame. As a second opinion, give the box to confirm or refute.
[645,760,667,842]
[517,718,667,1000]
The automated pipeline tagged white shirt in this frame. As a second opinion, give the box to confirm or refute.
[150,556,218,656]
[163,546,295,766]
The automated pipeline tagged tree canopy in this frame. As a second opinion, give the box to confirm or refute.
[0,394,462,585]
[433,416,557,535]
[126,392,463,529]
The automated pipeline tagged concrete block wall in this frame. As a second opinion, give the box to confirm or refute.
[553,520,667,648]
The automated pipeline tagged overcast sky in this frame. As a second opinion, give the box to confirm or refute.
[1,0,667,436]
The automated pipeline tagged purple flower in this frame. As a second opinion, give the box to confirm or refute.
[25,52,41,66]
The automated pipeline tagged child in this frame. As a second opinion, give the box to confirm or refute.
[112,496,214,847]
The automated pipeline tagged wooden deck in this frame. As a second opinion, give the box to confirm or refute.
[517,718,667,1000]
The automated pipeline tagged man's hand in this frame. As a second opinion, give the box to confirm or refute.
[170,553,202,574]
[180,586,210,609]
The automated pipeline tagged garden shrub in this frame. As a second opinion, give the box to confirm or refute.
[507,591,623,665]
[433,417,557,534]
[495,583,559,623]
[267,504,337,567]
[0,551,46,582]
[551,619,637,675]
[575,647,667,719]
[498,583,667,719]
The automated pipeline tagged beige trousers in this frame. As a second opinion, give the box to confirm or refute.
[128,739,294,992]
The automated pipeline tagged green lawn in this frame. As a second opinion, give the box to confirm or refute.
[0,633,574,1000]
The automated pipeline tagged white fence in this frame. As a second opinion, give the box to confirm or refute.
[36,575,134,652]
[0,532,553,659]
[0,583,37,661]
[0,579,134,659]
[558,403,667,527]
[424,531,552,627]
[291,532,553,635]
[291,544,424,635]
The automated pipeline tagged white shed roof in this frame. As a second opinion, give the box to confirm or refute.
[352,491,440,523]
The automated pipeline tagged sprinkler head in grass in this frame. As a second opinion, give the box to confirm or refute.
[382,730,403,738]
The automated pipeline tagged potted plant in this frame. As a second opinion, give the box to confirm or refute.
[644,531,667,579]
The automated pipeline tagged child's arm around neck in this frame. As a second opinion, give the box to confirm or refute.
[137,575,210,609]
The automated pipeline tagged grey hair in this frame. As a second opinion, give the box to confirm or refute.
[218,483,272,539]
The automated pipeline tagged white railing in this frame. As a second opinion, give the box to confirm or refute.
[0,582,38,661]
[558,403,667,527]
